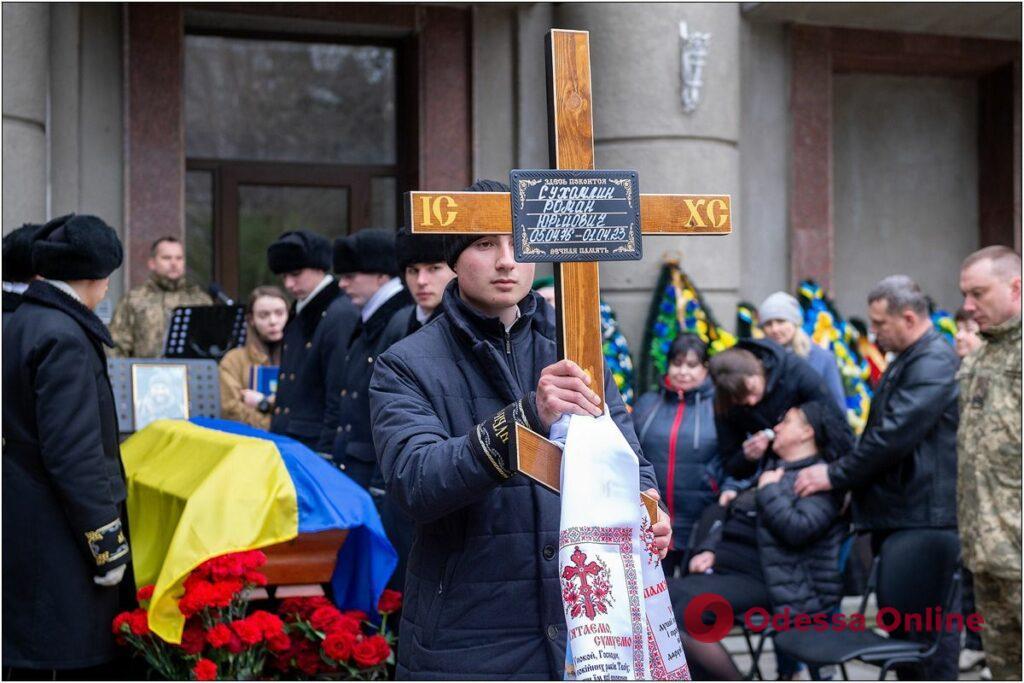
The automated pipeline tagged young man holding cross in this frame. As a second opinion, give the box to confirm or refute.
[369,179,671,680]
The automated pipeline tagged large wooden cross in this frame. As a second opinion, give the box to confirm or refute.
[407,30,731,519]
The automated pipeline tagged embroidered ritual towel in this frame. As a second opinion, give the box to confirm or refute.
[557,411,689,680]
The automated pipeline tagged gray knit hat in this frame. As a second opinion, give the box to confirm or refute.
[758,291,803,326]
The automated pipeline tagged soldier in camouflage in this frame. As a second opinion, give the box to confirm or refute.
[108,236,213,357]
[957,245,1022,681]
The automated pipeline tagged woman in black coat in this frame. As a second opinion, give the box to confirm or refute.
[668,401,853,680]
[709,339,834,481]
[2,215,132,676]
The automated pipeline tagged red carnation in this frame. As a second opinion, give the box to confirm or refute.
[295,649,322,676]
[112,611,131,634]
[310,605,344,633]
[193,658,217,681]
[266,631,291,653]
[322,630,356,662]
[244,570,268,587]
[136,584,155,603]
[230,616,264,645]
[180,622,206,655]
[249,610,285,638]
[210,579,243,608]
[205,623,233,649]
[278,596,331,621]
[126,608,150,636]
[352,634,391,668]
[343,609,370,623]
[377,589,403,615]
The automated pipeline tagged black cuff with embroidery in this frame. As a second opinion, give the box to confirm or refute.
[468,394,545,480]
[84,517,131,573]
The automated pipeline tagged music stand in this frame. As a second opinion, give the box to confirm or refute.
[164,305,246,361]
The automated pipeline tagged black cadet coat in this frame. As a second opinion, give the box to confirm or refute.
[3,288,23,324]
[327,285,412,488]
[827,329,959,531]
[2,281,132,668]
[269,280,346,449]
[369,282,659,680]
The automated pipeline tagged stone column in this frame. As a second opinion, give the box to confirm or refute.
[552,3,741,349]
[2,3,50,231]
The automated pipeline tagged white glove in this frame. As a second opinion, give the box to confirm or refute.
[94,564,126,586]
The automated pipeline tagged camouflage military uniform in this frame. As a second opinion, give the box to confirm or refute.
[108,274,213,358]
[957,315,1022,681]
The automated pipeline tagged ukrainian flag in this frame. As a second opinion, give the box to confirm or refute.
[121,418,397,643]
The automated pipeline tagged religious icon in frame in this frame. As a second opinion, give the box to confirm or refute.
[131,363,190,431]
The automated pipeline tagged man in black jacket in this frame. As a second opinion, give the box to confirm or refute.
[3,215,132,677]
[368,180,671,680]
[796,274,960,679]
[327,229,411,489]
[267,230,346,449]
[2,222,40,322]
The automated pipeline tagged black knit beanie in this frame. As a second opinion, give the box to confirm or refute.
[266,230,332,275]
[3,222,42,282]
[443,179,510,269]
[31,214,123,280]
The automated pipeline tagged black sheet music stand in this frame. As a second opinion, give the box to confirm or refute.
[164,305,246,361]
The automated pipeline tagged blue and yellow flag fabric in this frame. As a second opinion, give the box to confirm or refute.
[121,418,396,644]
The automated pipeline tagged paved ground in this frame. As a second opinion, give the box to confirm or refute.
[716,596,986,680]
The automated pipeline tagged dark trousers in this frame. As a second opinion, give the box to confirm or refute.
[870,530,961,680]
[961,567,983,651]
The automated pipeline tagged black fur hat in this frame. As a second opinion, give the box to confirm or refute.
[333,235,356,275]
[348,228,398,276]
[443,179,510,268]
[395,226,447,272]
[3,222,42,283]
[266,230,332,275]
[31,214,123,280]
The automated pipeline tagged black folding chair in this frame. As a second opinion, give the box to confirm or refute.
[771,529,962,680]
[737,529,855,680]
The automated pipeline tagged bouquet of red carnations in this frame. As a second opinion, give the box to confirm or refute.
[113,549,402,680]
[271,589,401,680]
[113,550,289,680]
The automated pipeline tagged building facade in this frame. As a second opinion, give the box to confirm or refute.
[3,2,1020,343]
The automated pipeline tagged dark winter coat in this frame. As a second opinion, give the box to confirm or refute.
[699,456,844,615]
[369,281,658,680]
[632,377,721,546]
[2,282,133,668]
[716,339,834,480]
[3,288,23,323]
[327,286,412,489]
[828,329,959,531]
[382,304,429,341]
[269,281,348,449]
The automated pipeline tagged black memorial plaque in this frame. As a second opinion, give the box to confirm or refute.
[510,169,641,263]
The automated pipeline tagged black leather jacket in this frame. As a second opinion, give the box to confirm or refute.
[828,329,959,531]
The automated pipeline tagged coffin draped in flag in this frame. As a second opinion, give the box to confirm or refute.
[120,417,396,643]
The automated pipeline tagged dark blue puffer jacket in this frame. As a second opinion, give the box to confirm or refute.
[369,281,657,680]
[632,377,721,547]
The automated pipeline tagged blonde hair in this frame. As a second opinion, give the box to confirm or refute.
[791,327,812,358]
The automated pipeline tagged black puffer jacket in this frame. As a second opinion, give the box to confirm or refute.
[828,329,959,531]
[370,281,657,680]
[716,339,833,480]
[699,456,844,615]
[755,457,845,614]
